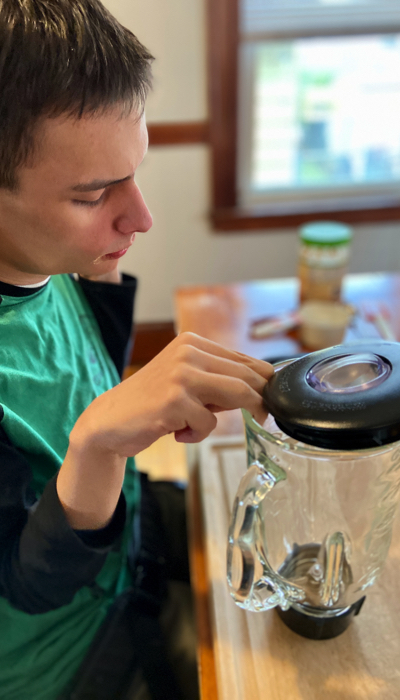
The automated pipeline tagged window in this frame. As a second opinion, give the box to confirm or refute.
[208,0,400,230]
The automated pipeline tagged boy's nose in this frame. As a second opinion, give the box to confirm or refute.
[115,183,153,235]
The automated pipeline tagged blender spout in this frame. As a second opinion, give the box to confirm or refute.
[319,532,350,607]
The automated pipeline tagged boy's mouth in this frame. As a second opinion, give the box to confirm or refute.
[102,247,129,260]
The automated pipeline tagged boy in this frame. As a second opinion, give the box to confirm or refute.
[0,1,273,698]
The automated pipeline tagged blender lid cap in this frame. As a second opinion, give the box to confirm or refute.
[262,341,400,450]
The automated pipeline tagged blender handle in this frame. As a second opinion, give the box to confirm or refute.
[227,460,305,612]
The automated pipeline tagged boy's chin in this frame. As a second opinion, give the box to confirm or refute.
[79,256,119,274]
[76,257,120,282]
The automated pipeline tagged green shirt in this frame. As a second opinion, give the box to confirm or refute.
[0,274,139,700]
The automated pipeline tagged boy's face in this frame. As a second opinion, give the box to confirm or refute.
[0,107,152,284]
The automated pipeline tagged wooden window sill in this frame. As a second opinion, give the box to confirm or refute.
[212,199,400,231]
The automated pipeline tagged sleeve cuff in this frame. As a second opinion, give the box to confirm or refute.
[73,494,126,549]
[33,475,127,553]
[8,476,128,613]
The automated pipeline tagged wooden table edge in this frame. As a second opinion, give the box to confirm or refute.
[187,463,219,699]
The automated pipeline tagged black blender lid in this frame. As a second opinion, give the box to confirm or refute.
[262,341,400,450]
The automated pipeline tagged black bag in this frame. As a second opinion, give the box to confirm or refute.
[60,588,140,700]
[60,474,186,700]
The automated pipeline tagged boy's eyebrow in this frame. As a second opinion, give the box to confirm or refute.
[71,174,133,192]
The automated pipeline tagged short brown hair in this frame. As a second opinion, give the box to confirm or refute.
[0,0,153,188]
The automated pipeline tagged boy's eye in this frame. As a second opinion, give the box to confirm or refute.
[73,192,106,207]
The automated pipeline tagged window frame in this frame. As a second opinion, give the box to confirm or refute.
[207,0,400,231]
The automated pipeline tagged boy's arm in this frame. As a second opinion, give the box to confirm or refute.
[57,332,274,530]
[0,333,272,610]
[0,426,127,614]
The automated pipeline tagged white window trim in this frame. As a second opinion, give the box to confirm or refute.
[241,0,400,37]
[238,21,400,209]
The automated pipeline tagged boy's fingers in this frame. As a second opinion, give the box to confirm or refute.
[172,399,218,443]
[195,373,266,416]
[176,332,274,381]
[185,351,272,395]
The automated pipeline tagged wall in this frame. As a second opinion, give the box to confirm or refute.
[104,0,400,323]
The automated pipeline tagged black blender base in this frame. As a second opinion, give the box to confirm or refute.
[276,597,366,640]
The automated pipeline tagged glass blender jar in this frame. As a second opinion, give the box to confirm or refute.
[227,341,400,639]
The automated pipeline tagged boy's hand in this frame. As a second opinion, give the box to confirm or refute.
[73,332,274,457]
[58,333,273,529]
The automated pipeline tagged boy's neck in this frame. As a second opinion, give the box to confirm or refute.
[14,277,51,288]
[0,268,51,287]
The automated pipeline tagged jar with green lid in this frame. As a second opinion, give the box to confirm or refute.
[298,222,353,302]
